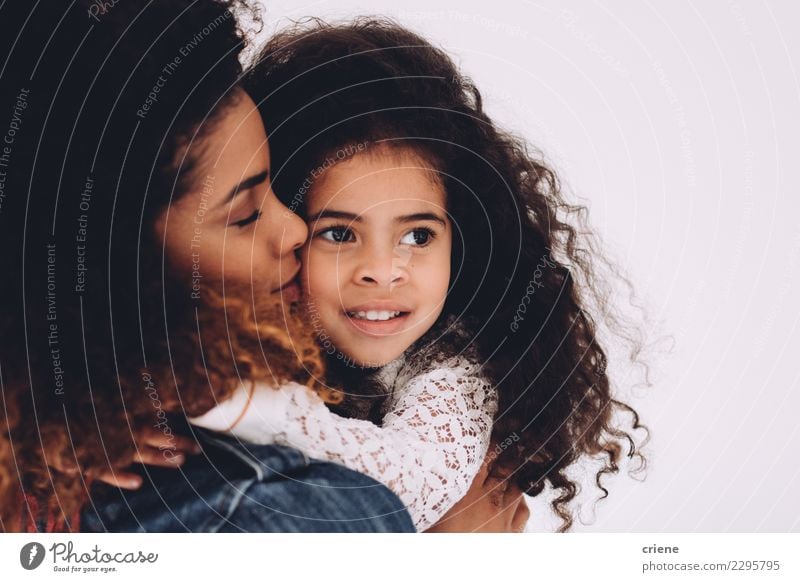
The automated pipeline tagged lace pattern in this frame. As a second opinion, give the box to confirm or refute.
[190,357,497,531]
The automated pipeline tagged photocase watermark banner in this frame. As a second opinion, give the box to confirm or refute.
[0,534,797,580]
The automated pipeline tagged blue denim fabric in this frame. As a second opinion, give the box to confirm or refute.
[80,429,414,533]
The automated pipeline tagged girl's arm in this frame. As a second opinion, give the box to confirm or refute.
[426,440,531,533]
[189,361,497,531]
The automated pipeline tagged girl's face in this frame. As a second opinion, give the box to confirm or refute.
[156,91,307,299]
[301,146,452,367]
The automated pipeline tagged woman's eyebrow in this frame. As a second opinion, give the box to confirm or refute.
[220,170,270,206]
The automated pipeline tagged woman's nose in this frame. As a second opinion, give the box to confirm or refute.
[280,208,308,254]
[269,196,308,256]
[352,246,410,289]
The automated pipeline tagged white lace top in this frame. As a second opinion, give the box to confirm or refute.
[189,356,497,531]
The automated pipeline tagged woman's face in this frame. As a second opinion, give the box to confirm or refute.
[156,91,307,300]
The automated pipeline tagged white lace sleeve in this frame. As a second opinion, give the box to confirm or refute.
[189,360,497,531]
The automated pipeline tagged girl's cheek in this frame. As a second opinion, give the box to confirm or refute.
[420,259,450,320]
[303,252,337,303]
[299,260,314,296]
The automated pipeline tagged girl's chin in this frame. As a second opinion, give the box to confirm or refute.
[338,348,406,369]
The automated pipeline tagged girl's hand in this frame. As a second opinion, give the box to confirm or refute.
[424,456,530,533]
[94,428,201,489]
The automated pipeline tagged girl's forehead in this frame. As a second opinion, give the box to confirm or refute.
[306,146,446,214]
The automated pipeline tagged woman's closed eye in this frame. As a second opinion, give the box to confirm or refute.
[229,209,262,228]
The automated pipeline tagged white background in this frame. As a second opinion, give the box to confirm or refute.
[247,0,800,532]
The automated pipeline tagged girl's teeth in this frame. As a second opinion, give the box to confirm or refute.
[350,310,402,321]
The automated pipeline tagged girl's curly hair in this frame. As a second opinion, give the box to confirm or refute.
[0,0,327,532]
[245,17,650,532]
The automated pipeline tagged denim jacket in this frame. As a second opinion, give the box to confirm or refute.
[81,427,414,533]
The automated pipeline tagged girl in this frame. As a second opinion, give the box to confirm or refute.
[191,18,648,532]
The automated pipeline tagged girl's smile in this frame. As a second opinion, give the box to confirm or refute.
[343,299,414,337]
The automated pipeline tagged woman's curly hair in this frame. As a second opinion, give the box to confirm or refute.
[0,0,327,532]
[245,17,650,532]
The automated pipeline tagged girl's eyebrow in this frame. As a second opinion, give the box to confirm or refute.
[306,210,446,227]
[397,212,447,227]
[306,209,362,223]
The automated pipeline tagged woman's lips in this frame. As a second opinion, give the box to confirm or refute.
[278,280,301,302]
[273,268,302,302]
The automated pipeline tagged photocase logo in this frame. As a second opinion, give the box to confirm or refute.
[20,542,46,570]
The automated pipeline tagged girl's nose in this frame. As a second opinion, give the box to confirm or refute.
[353,246,410,289]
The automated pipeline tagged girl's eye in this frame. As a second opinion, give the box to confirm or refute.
[399,228,435,247]
[230,209,262,228]
[318,226,355,244]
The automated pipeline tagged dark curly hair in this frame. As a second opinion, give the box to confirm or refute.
[245,17,650,532]
[0,0,327,532]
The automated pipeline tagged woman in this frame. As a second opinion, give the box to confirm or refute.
[0,0,413,533]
